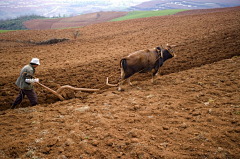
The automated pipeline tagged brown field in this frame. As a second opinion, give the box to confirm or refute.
[24,11,129,30]
[0,6,240,159]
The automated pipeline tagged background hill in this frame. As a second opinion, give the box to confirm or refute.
[134,0,240,10]
[1,0,240,30]
[23,5,240,30]
[24,11,129,30]
[0,15,45,30]
[23,9,186,30]
[1,0,240,20]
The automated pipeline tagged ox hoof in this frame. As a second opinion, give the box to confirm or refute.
[151,79,155,84]
[118,87,124,91]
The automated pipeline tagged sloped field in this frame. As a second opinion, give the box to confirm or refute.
[24,11,129,29]
[0,6,239,159]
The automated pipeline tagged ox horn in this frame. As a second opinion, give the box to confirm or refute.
[106,77,118,87]
[166,44,177,48]
[161,45,165,50]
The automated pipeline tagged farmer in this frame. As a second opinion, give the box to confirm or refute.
[11,58,40,109]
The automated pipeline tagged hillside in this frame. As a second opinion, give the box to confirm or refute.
[24,11,129,30]
[134,0,240,10]
[23,6,240,30]
[0,15,46,30]
[1,0,240,20]
[0,6,239,159]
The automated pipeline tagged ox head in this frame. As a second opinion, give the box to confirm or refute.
[162,44,176,58]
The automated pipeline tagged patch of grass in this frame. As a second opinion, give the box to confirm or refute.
[0,30,14,33]
[208,99,215,102]
[111,9,187,22]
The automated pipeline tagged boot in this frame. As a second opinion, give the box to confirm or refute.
[11,104,16,109]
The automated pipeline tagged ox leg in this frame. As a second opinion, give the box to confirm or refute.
[152,71,159,83]
[127,78,132,86]
[118,78,132,91]
[118,81,123,91]
[118,68,125,91]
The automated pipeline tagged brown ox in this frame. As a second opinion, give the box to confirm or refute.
[107,45,176,91]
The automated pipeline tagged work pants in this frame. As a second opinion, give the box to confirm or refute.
[12,89,38,107]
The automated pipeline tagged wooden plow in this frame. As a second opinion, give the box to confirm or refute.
[36,82,99,100]
[106,77,119,87]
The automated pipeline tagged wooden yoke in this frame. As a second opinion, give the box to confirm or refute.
[36,82,99,101]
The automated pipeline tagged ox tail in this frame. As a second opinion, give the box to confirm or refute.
[120,58,129,79]
[120,58,127,70]
[120,58,133,79]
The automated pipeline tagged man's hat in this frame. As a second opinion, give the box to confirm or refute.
[30,58,40,65]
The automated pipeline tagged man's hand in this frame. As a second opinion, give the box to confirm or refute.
[25,78,39,83]
[34,78,39,83]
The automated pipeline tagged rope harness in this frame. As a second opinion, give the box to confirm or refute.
[166,48,174,57]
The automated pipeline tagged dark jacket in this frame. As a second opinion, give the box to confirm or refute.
[15,64,35,90]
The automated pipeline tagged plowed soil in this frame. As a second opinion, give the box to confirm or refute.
[24,11,129,30]
[0,6,240,159]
